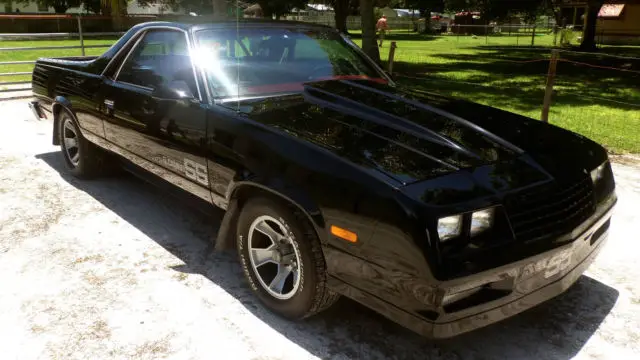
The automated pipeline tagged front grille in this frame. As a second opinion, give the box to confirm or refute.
[505,177,596,243]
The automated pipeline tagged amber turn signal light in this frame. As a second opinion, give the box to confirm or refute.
[330,225,358,243]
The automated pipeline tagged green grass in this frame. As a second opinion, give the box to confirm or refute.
[2,32,639,153]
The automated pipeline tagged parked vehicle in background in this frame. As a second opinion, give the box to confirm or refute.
[30,19,616,339]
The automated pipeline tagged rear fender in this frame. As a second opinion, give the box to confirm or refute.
[51,96,74,146]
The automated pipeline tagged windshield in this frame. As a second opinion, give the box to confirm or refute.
[193,27,388,98]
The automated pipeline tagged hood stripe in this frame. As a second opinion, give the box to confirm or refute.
[304,85,480,161]
[303,91,460,175]
[342,80,525,155]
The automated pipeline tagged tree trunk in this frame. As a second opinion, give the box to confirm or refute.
[100,0,111,16]
[334,0,349,34]
[53,5,68,13]
[580,0,604,51]
[359,0,380,64]
[212,0,228,19]
[257,1,273,19]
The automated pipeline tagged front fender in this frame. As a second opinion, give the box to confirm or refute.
[230,179,325,229]
[214,177,325,251]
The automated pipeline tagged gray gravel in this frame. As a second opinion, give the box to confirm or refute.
[1,99,639,360]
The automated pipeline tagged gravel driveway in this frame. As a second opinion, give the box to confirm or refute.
[1,99,639,360]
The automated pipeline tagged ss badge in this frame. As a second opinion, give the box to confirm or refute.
[544,249,572,279]
[184,158,208,186]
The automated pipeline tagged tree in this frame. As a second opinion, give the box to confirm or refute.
[256,0,305,19]
[533,0,605,51]
[580,0,604,51]
[83,0,102,13]
[359,0,380,63]
[212,0,228,18]
[17,0,82,13]
[443,0,546,21]
[136,0,232,16]
[406,0,444,18]
[328,0,348,34]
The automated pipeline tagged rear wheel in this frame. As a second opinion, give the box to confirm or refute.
[58,110,114,178]
[237,197,339,319]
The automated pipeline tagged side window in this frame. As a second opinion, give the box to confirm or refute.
[116,30,197,96]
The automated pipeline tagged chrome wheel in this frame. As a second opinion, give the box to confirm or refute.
[62,118,80,167]
[248,215,302,300]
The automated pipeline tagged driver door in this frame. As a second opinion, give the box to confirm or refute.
[102,29,211,201]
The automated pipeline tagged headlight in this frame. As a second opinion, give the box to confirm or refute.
[470,208,495,237]
[437,215,462,242]
[590,161,607,184]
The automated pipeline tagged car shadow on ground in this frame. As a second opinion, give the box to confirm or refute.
[36,151,619,360]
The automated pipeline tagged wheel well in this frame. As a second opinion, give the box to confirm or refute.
[52,103,62,145]
[215,184,324,252]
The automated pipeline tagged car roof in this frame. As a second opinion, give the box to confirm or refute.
[132,18,335,32]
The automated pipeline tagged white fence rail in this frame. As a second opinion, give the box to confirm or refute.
[0,31,119,93]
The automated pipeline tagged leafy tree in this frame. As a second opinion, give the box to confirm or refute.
[83,0,102,13]
[16,0,82,13]
[256,0,306,18]
[406,0,444,17]
[443,0,545,22]
[135,0,231,16]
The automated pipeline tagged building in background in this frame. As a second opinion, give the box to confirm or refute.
[596,1,640,44]
[559,0,640,45]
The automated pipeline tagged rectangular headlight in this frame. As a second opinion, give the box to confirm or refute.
[470,208,495,237]
[437,215,462,242]
[590,161,607,184]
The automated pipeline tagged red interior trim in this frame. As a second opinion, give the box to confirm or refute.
[245,76,388,94]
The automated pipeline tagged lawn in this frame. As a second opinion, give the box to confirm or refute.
[1,32,639,153]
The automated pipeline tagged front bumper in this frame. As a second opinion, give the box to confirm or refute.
[329,196,615,338]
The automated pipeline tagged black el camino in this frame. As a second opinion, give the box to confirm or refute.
[30,19,616,338]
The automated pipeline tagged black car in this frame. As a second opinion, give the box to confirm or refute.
[30,19,616,338]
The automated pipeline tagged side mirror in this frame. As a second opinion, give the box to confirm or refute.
[153,80,196,100]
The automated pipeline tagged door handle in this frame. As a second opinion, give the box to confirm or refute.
[104,99,114,116]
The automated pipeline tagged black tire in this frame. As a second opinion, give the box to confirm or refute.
[237,197,339,319]
[58,110,115,178]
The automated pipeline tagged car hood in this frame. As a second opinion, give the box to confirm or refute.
[234,79,607,193]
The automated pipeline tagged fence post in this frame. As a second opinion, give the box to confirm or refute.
[531,25,536,46]
[541,49,559,123]
[388,41,397,75]
[485,24,488,44]
[77,16,85,56]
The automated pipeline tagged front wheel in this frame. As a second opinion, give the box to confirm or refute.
[237,198,339,319]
